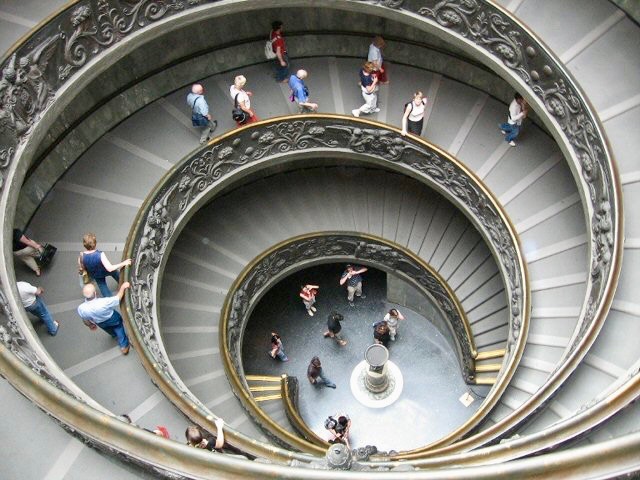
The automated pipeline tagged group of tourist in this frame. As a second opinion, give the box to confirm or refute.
[264,264,411,448]
[14,230,133,354]
[188,23,472,144]
[187,20,529,150]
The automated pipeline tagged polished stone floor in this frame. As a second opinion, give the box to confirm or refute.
[242,264,487,452]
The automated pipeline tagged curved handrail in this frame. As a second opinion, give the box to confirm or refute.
[222,232,477,383]
[282,375,330,448]
[0,0,624,473]
[123,115,528,457]
[219,232,481,450]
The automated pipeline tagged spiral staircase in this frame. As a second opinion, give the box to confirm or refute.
[1,0,639,478]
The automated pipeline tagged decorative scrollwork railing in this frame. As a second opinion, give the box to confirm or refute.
[224,233,476,384]
[123,114,528,455]
[220,232,478,449]
[0,0,623,475]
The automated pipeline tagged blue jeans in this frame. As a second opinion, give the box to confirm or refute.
[315,375,336,388]
[500,122,520,143]
[274,53,289,82]
[26,296,57,335]
[275,348,288,361]
[98,310,129,349]
[95,271,119,298]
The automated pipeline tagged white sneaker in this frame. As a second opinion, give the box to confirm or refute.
[509,141,516,147]
[373,108,380,113]
[352,109,360,117]
[308,310,314,316]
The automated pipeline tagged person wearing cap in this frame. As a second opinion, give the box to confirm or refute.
[339,264,368,307]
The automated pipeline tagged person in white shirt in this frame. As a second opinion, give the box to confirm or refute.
[17,281,59,335]
[384,308,405,341]
[368,36,388,84]
[499,92,528,147]
[401,91,428,136]
[229,75,258,126]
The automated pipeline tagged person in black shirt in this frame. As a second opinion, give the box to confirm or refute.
[12,228,44,275]
[373,320,391,348]
[352,61,380,117]
[307,356,336,389]
[324,311,347,346]
[325,414,352,448]
[185,418,225,452]
[339,264,368,307]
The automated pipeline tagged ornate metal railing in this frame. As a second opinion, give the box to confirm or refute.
[220,232,479,449]
[282,375,329,448]
[122,114,528,456]
[0,0,624,475]
[224,233,477,384]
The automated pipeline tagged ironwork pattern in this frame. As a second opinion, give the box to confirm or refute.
[0,0,622,473]
[0,0,615,401]
[411,0,618,355]
[122,117,526,454]
[127,117,522,382]
[225,234,476,382]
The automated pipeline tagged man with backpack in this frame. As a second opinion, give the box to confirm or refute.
[269,21,289,83]
[187,84,217,144]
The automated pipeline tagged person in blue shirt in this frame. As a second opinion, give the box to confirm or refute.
[186,84,217,144]
[352,62,379,118]
[77,281,131,355]
[288,70,318,113]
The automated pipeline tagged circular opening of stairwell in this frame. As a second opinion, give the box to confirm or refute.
[242,264,483,452]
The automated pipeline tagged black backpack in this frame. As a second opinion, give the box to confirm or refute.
[232,93,249,124]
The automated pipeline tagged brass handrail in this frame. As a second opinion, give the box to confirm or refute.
[219,231,482,450]
[122,115,527,457]
[0,0,624,474]
[281,375,329,448]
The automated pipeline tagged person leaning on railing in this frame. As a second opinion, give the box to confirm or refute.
[78,232,132,298]
[186,418,225,452]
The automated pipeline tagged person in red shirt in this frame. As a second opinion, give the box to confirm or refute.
[270,21,289,82]
[300,284,319,316]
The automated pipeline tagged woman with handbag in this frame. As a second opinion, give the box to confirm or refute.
[229,75,258,127]
[78,233,131,297]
